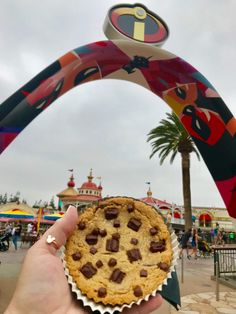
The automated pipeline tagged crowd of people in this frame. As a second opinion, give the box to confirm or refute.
[0,220,39,251]
[177,225,236,260]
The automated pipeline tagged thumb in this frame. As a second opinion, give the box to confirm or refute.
[35,205,78,254]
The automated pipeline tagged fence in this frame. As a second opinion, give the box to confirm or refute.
[212,245,236,288]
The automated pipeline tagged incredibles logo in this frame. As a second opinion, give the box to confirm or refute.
[103,3,169,46]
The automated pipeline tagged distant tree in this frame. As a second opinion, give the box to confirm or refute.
[9,194,14,202]
[49,196,56,210]
[33,201,39,208]
[3,193,8,204]
[10,191,20,203]
[44,201,48,208]
[33,200,44,208]
[14,191,21,202]
[147,112,200,231]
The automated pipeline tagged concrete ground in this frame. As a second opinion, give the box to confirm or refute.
[0,244,235,314]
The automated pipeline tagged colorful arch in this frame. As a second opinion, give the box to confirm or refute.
[0,40,236,218]
[198,213,213,227]
[173,211,181,219]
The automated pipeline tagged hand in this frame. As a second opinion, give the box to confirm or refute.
[5,206,162,314]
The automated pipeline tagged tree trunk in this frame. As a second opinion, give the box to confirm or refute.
[181,152,193,231]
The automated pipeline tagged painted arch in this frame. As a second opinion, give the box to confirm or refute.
[0,40,236,218]
[173,211,181,219]
[198,212,213,228]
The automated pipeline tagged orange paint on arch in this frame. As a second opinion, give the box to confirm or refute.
[226,117,236,136]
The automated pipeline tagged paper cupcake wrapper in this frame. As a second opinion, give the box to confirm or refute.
[61,230,179,314]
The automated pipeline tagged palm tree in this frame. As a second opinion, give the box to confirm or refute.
[147,111,200,230]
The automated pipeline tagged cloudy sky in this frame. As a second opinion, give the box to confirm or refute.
[0,0,235,208]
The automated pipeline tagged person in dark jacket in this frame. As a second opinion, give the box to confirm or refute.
[179,228,192,259]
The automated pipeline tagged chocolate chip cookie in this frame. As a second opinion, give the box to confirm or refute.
[65,197,173,305]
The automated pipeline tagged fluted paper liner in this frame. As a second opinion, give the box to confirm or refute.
[61,230,179,314]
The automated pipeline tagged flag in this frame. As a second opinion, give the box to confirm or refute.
[68,169,73,172]
[145,182,151,185]
[97,176,102,180]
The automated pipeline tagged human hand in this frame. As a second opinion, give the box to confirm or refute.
[5,206,162,314]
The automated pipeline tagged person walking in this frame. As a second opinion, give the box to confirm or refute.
[12,221,22,250]
[179,228,192,259]
[5,222,13,236]
[214,223,219,244]
[27,222,33,235]
[210,229,215,243]
[189,228,198,259]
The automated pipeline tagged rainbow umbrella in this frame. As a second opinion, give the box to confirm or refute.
[43,212,64,221]
[0,208,34,219]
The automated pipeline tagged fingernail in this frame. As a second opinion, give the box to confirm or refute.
[65,205,76,216]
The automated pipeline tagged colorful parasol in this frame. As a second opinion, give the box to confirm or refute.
[0,208,34,219]
[43,212,64,221]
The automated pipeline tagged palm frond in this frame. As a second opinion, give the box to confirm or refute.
[147,111,200,164]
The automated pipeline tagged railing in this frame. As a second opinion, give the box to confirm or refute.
[212,245,236,288]
[20,233,39,247]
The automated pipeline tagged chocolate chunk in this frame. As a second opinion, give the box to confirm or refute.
[92,228,100,235]
[72,252,82,261]
[97,287,107,298]
[127,204,134,213]
[105,208,119,220]
[99,229,107,237]
[127,218,142,232]
[90,247,97,255]
[108,258,117,267]
[140,269,148,277]
[106,238,119,252]
[130,238,138,245]
[158,262,169,271]
[149,240,165,253]
[113,219,120,227]
[150,227,158,235]
[127,248,142,263]
[78,221,86,230]
[85,234,98,245]
[96,260,103,268]
[80,262,97,279]
[112,233,120,240]
[133,285,143,297]
[110,268,126,283]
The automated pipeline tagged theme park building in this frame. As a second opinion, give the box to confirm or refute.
[0,170,234,231]
[56,169,103,210]
[56,173,234,230]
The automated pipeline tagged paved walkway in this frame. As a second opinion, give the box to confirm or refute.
[1,245,236,314]
[171,291,236,314]
[152,255,236,314]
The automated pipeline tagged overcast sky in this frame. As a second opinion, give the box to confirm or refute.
[0,0,235,208]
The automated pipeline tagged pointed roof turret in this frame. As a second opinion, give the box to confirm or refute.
[67,173,75,188]
[147,186,152,197]
[97,176,103,190]
[88,168,93,182]
[140,183,172,209]
[57,172,78,198]
[81,169,97,189]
